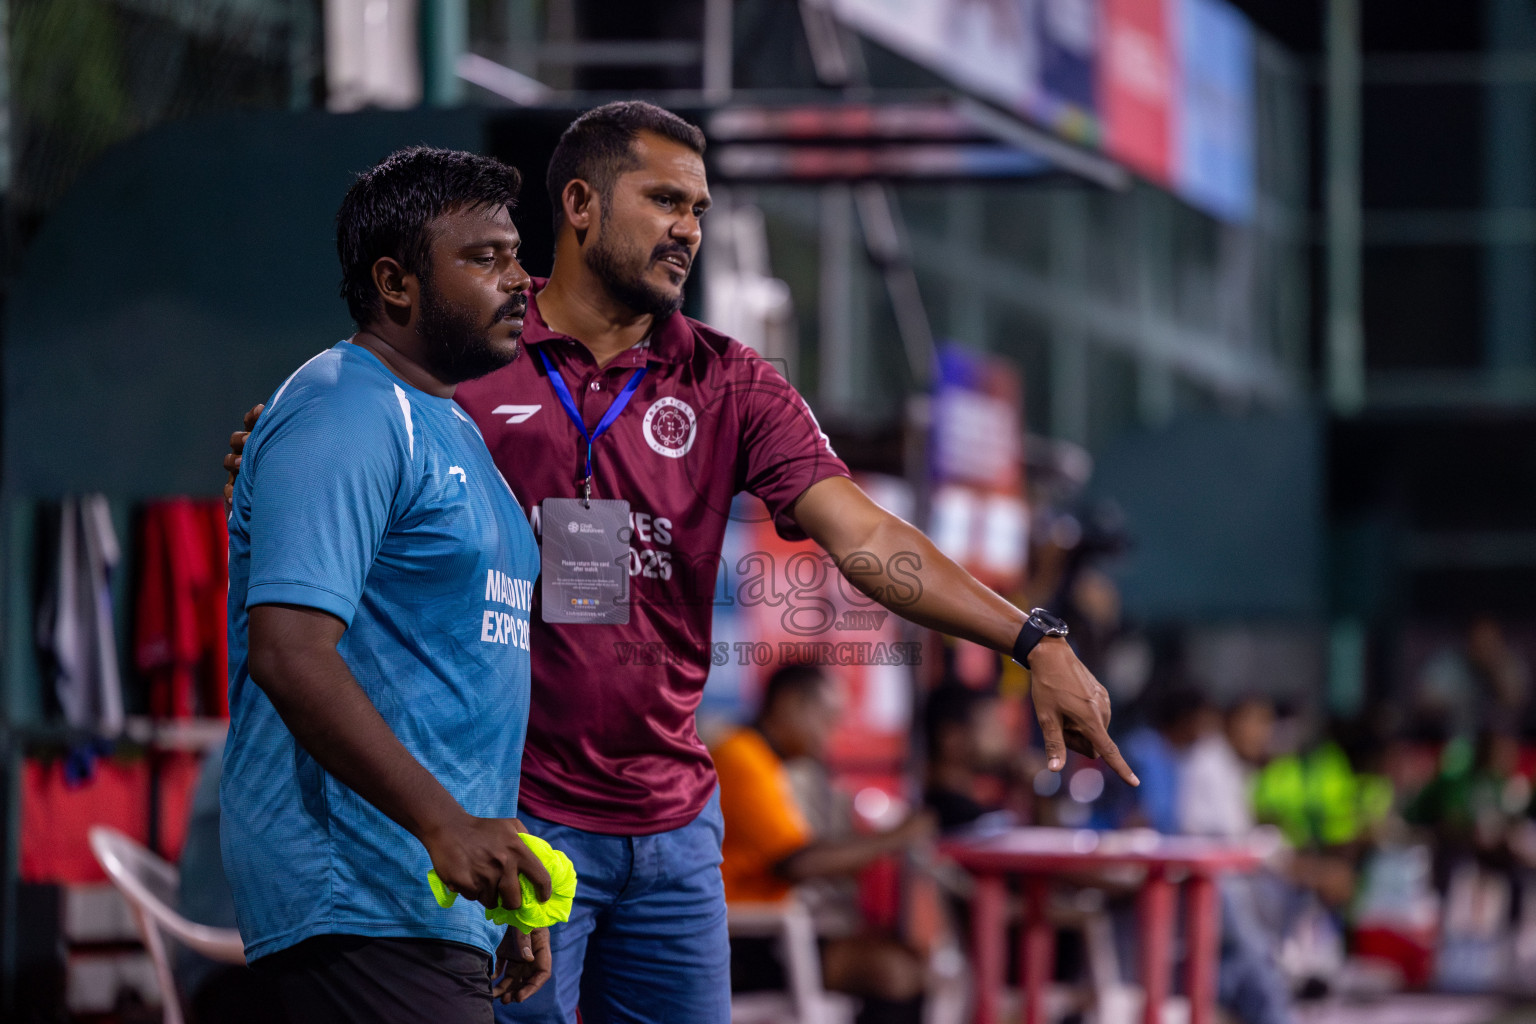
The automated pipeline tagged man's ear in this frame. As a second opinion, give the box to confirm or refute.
[372,256,415,322]
[562,179,599,240]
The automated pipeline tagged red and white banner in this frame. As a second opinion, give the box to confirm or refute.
[1100,0,1177,185]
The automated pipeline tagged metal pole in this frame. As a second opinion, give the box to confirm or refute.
[944,189,987,346]
[702,0,733,102]
[1484,0,1536,384]
[1325,0,1364,414]
[420,0,467,107]
[798,0,853,87]
[504,0,539,74]
[0,0,10,195]
[288,0,316,110]
[1049,193,1090,445]
[818,185,857,411]
[1135,191,1175,427]
[856,183,934,391]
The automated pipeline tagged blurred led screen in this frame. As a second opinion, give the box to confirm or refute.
[827,0,1255,222]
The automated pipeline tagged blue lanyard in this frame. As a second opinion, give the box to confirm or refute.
[536,347,649,505]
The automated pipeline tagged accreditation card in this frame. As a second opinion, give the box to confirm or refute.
[540,498,631,624]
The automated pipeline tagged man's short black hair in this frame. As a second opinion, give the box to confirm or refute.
[337,146,522,326]
[545,101,706,232]
[758,663,831,717]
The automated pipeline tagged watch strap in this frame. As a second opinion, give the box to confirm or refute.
[1012,620,1047,666]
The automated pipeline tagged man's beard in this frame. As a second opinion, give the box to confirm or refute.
[417,281,525,383]
[585,224,687,319]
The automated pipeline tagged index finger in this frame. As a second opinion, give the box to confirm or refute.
[243,403,264,430]
[1090,729,1139,787]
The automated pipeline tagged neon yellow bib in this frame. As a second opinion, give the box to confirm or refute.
[428,832,578,934]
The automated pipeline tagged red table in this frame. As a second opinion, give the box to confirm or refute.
[941,828,1264,1024]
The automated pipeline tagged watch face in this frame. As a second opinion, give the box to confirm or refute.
[1029,609,1070,636]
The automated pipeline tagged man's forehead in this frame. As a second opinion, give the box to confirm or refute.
[443,202,515,225]
[623,132,709,190]
[434,203,519,239]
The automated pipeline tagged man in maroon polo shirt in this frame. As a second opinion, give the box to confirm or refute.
[228,102,1135,1024]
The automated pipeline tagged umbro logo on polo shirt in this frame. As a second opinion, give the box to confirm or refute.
[492,404,542,424]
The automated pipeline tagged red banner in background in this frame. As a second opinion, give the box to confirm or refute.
[705,489,917,925]
[1101,0,1177,186]
[718,477,917,769]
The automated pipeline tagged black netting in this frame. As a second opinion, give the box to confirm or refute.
[10,0,320,246]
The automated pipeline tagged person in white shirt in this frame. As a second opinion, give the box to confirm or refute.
[1181,697,1275,839]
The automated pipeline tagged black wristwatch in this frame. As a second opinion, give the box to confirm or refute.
[1012,607,1070,666]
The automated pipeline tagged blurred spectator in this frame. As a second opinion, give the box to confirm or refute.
[1180,698,1357,990]
[1092,684,1214,833]
[1181,696,1273,840]
[714,664,934,1024]
[1406,727,1531,879]
[924,683,1112,1009]
[1098,688,1296,1024]
[1401,727,1536,991]
[1253,721,1394,853]
[1414,617,1530,741]
[923,684,1028,835]
[1182,698,1358,908]
[1024,501,1131,677]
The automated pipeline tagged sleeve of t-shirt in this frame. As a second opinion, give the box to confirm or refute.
[244,385,409,626]
[735,351,850,541]
[714,733,812,873]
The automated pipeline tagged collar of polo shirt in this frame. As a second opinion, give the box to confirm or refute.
[525,278,695,365]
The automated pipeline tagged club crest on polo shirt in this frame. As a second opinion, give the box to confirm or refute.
[643,397,697,458]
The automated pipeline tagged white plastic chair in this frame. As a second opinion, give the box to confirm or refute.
[728,897,857,1024]
[88,825,245,1024]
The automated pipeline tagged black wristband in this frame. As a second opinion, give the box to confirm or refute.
[1012,621,1047,666]
[1011,608,1069,666]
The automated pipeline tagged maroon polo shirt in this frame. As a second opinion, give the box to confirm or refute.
[454,283,849,834]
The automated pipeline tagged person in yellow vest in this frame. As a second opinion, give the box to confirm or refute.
[1253,727,1393,852]
[713,664,935,1024]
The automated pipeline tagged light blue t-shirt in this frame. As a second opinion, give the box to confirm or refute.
[1091,727,1183,835]
[222,341,539,962]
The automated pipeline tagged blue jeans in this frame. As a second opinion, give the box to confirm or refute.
[496,791,731,1024]
[1218,878,1295,1024]
[1110,879,1295,1024]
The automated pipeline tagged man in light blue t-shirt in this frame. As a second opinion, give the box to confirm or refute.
[223,147,551,1023]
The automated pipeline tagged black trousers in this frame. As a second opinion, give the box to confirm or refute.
[253,934,495,1024]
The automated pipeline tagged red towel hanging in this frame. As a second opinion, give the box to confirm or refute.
[135,498,229,719]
